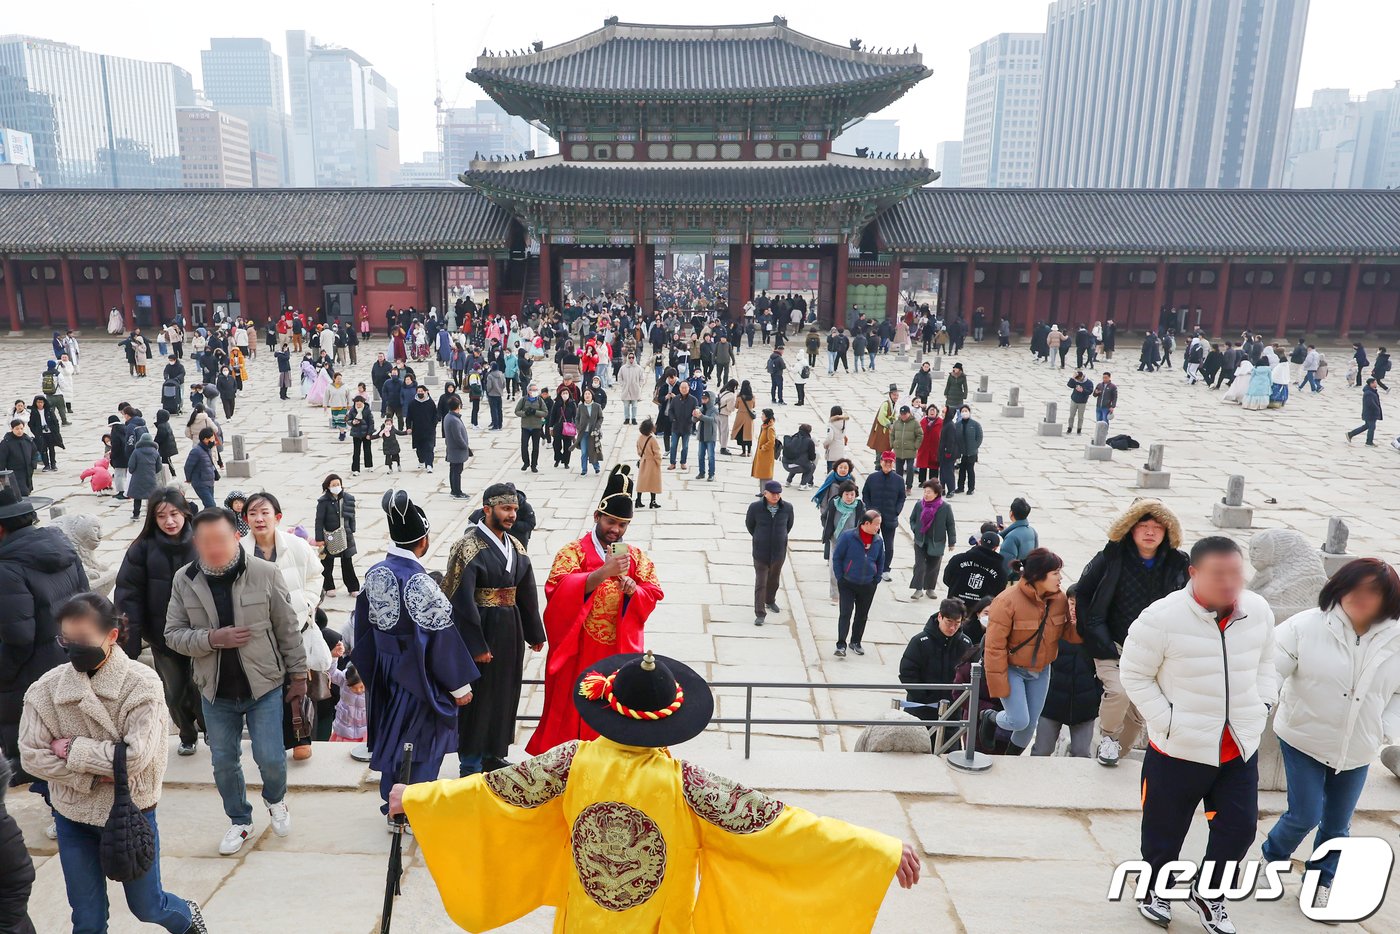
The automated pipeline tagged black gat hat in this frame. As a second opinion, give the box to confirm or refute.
[575,651,713,747]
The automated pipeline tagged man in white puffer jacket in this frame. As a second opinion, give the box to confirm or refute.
[1120,536,1278,934]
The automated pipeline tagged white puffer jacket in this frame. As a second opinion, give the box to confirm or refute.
[1120,584,1278,766]
[1274,608,1400,773]
[241,528,332,672]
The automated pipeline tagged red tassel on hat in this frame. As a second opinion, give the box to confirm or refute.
[577,670,612,702]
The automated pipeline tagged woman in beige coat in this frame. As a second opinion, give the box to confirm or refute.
[730,379,757,456]
[19,592,205,931]
[751,408,777,490]
[634,417,663,509]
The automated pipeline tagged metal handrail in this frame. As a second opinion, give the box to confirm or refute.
[518,662,994,771]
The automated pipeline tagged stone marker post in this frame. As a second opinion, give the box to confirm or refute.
[932,355,942,373]
[227,433,255,478]
[422,358,440,387]
[1320,517,1355,577]
[281,413,308,454]
[1135,442,1170,489]
[972,373,993,404]
[1001,385,1024,418]
[1085,420,1113,460]
[1036,401,1063,436]
[1210,474,1253,528]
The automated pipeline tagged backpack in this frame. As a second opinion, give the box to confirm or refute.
[1106,434,1140,451]
[799,366,811,380]
[41,371,56,394]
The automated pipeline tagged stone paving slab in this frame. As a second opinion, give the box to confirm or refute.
[24,853,237,934]
[911,800,1104,861]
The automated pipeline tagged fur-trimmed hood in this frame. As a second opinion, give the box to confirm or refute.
[1105,498,1183,549]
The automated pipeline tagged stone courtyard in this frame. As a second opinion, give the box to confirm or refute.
[2,328,1397,932]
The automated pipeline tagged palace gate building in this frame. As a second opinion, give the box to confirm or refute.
[1,18,1399,337]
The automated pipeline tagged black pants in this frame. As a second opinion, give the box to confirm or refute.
[896,457,915,489]
[785,462,815,486]
[351,438,373,471]
[807,352,818,368]
[553,432,572,467]
[770,377,784,403]
[521,428,541,468]
[795,383,805,406]
[37,440,56,470]
[469,398,480,426]
[221,396,235,419]
[322,552,360,593]
[753,556,785,619]
[1141,747,1258,892]
[714,365,730,386]
[488,396,503,429]
[836,352,849,372]
[957,455,978,493]
[151,649,205,746]
[879,523,896,573]
[449,461,465,495]
[386,406,404,431]
[837,580,877,648]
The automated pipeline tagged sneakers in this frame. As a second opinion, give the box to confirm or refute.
[881,572,892,582]
[350,743,373,762]
[754,616,765,627]
[1097,735,1121,767]
[765,601,780,614]
[911,590,924,600]
[834,647,847,658]
[186,900,209,933]
[925,589,937,599]
[44,820,57,841]
[218,823,253,855]
[177,741,197,757]
[1311,885,1338,925]
[851,643,865,656]
[1137,895,1171,927]
[1188,890,1235,934]
[265,799,292,837]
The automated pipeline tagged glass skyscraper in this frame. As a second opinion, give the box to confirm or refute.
[200,37,289,185]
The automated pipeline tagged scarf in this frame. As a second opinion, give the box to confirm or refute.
[200,548,245,579]
[918,497,944,535]
[833,496,859,526]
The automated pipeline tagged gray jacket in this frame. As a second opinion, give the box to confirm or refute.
[443,411,472,463]
[696,400,720,443]
[484,370,506,398]
[164,555,307,702]
[575,401,604,439]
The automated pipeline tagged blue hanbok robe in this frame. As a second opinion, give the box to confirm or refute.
[351,548,480,803]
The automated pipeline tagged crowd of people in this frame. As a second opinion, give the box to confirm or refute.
[0,286,1395,933]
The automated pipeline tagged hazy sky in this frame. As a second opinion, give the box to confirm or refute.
[9,0,1398,163]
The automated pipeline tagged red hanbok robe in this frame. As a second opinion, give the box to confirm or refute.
[525,536,662,754]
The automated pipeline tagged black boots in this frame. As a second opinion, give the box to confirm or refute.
[649,494,660,509]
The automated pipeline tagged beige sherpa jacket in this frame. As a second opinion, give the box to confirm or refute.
[19,648,168,825]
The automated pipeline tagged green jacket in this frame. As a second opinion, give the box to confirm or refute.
[944,373,968,407]
[515,395,549,429]
[889,416,923,459]
[909,498,957,557]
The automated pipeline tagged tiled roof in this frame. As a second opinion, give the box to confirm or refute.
[879,188,1400,257]
[0,188,514,253]
[461,162,936,206]
[472,20,929,97]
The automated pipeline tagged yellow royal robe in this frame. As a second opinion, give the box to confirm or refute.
[403,737,902,933]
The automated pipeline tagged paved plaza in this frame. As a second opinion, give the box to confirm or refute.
[3,329,1398,932]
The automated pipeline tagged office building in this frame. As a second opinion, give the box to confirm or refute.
[1285,85,1400,189]
[959,33,1041,187]
[400,151,455,186]
[177,107,253,188]
[0,126,40,188]
[200,37,288,185]
[286,31,400,186]
[0,36,192,188]
[834,118,901,156]
[1036,0,1309,188]
[935,141,962,187]
[442,101,534,173]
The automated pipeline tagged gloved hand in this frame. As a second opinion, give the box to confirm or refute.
[284,676,308,706]
[207,627,252,649]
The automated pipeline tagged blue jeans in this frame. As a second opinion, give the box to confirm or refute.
[578,433,599,473]
[488,395,504,428]
[54,809,192,934]
[202,687,287,825]
[669,431,690,466]
[1094,407,1113,424]
[868,350,877,370]
[696,440,716,478]
[1299,371,1322,392]
[995,665,1052,748]
[622,400,637,421]
[192,482,216,509]
[1261,739,1369,887]
[827,350,836,374]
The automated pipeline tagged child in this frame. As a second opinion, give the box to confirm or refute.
[328,663,366,744]
[223,490,250,536]
[80,455,113,493]
[379,422,403,472]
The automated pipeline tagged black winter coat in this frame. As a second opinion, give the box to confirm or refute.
[0,525,89,766]
[861,469,906,525]
[407,398,439,450]
[315,491,357,558]
[27,407,62,450]
[1362,385,1383,423]
[745,498,794,564]
[941,544,1005,605]
[1039,639,1103,726]
[154,418,178,460]
[0,435,37,497]
[1074,539,1190,659]
[900,622,974,706]
[0,754,37,933]
[114,526,195,656]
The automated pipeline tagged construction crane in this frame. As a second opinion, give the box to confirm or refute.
[432,2,446,180]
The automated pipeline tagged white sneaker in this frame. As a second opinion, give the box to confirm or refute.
[265,798,292,836]
[218,823,253,855]
[1189,891,1236,934]
[1312,885,1338,925]
[1137,894,1171,927]
[44,819,57,841]
[1097,735,1121,767]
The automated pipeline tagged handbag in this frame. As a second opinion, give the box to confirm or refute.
[561,421,578,438]
[99,742,156,882]
[325,501,348,555]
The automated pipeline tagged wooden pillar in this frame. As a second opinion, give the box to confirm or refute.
[739,241,754,310]
[356,255,369,316]
[662,252,673,279]
[832,246,848,327]
[1304,265,1323,334]
[2,257,20,333]
[704,252,715,279]
[1151,259,1167,329]
[1088,259,1104,324]
[1211,259,1231,337]
[118,256,134,330]
[1023,259,1039,336]
[233,256,247,316]
[59,256,78,331]
[962,257,977,321]
[538,239,553,310]
[1274,257,1297,339]
[1338,259,1362,339]
[295,255,309,317]
[633,240,648,312]
[176,255,190,323]
[886,256,902,318]
[485,259,497,310]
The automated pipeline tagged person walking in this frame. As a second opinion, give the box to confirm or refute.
[1299,344,1322,392]
[616,353,646,424]
[515,383,547,472]
[164,507,308,856]
[575,387,604,476]
[899,600,974,731]
[484,363,506,430]
[1261,559,1400,914]
[548,387,578,469]
[861,451,906,582]
[1066,371,1094,435]
[407,383,440,472]
[730,380,756,456]
[943,363,968,411]
[908,480,955,600]
[19,592,207,934]
[823,406,850,471]
[767,347,787,404]
[821,480,864,603]
[953,405,983,495]
[831,510,885,656]
[1346,377,1383,445]
[126,430,161,522]
[889,406,922,492]
[746,481,795,627]
[442,397,473,498]
[315,474,359,595]
[634,418,663,509]
[751,408,777,492]
[1119,537,1277,932]
[183,428,219,509]
[348,395,376,474]
[976,548,1076,756]
[694,390,719,481]
[943,530,1006,606]
[26,396,62,474]
[1074,500,1190,767]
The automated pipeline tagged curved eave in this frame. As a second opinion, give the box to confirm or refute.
[460,175,935,210]
[469,67,930,104]
[884,246,1400,259]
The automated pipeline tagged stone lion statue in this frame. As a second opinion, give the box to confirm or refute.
[1249,529,1327,624]
[51,513,106,576]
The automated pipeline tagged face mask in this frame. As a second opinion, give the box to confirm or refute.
[65,641,109,673]
[329,485,342,496]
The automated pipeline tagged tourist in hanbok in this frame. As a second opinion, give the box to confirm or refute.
[1269,360,1291,408]
[307,363,332,407]
[107,307,124,335]
[1242,360,1274,410]
[1221,360,1254,404]
[390,326,408,363]
[299,354,317,398]
[325,372,352,440]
